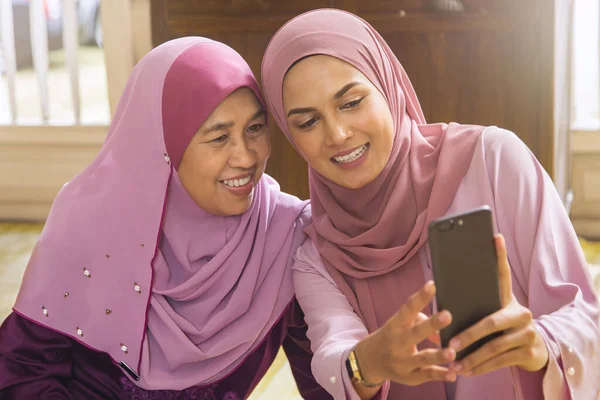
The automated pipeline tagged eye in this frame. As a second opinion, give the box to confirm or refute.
[298,117,319,130]
[340,97,364,110]
[211,134,228,143]
[247,123,265,133]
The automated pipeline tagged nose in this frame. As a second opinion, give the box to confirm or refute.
[229,138,257,169]
[324,119,352,147]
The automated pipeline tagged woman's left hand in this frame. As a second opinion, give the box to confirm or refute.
[448,234,549,377]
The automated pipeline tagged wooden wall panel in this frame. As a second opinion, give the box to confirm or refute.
[151,0,562,200]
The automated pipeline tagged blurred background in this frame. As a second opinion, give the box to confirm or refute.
[1,0,108,124]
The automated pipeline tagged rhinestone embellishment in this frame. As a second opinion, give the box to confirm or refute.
[164,153,171,163]
[76,327,83,337]
[83,268,91,278]
[134,282,141,294]
[64,292,69,298]
[42,306,48,317]
[120,343,128,353]
[106,309,112,315]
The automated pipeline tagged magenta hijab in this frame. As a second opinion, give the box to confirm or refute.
[14,37,309,390]
[261,9,485,332]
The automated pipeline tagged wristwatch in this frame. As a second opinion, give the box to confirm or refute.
[345,348,383,388]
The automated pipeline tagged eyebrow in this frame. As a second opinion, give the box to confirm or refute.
[333,82,361,100]
[200,108,265,136]
[286,81,362,118]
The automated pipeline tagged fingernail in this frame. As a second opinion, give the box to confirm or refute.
[451,362,462,371]
[446,373,457,382]
[425,281,435,294]
[450,339,461,350]
[443,349,455,361]
[437,312,450,324]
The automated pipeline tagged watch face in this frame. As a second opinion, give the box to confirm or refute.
[346,351,363,384]
[345,354,355,378]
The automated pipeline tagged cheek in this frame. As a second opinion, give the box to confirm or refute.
[289,131,324,162]
[180,148,222,189]
[362,103,394,149]
[258,135,272,163]
[246,135,271,174]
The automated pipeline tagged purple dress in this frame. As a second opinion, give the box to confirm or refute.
[0,300,331,400]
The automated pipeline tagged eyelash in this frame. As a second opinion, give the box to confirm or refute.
[341,97,364,110]
[298,118,318,130]
[209,123,265,144]
[211,134,228,144]
[247,123,266,134]
[297,97,364,130]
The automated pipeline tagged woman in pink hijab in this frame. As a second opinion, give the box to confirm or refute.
[261,8,600,400]
[0,37,331,399]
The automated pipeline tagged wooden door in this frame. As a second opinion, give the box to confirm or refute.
[151,0,568,200]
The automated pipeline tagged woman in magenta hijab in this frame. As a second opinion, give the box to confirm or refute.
[261,9,600,400]
[0,37,331,399]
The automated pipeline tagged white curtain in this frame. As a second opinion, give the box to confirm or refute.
[555,0,600,212]
[572,0,600,128]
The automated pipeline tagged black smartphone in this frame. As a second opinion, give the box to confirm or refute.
[428,206,503,360]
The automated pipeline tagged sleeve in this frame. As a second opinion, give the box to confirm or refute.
[282,299,333,400]
[0,312,74,399]
[485,128,600,400]
[292,239,391,400]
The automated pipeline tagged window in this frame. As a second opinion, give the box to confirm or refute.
[572,0,600,130]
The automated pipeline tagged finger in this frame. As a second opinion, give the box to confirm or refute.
[449,305,530,352]
[427,332,441,346]
[415,312,441,345]
[464,347,525,377]
[411,347,456,370]
[408,310,452,345]
[415,312,428,325]
[393,281,436,329]
[452,324,536,373]
[408,366,456,385]
[495,234,513,306]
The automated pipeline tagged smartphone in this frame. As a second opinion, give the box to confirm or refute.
[428,206,502,360]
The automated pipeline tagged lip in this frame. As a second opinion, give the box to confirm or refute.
[220,172,253,181]
[331,143,369,170]
[332,144,368,158]
[219,172,254,197]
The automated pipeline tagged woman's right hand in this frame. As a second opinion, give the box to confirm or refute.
[354,281,457,386]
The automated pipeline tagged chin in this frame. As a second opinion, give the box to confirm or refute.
[340,180,370,190]
[335,171,378,190]
[226,199,253,216]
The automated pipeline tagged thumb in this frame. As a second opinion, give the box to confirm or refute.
[495,234,513,306]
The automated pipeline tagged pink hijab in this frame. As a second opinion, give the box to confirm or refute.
[14,37,309,390]
[261,9,485,332]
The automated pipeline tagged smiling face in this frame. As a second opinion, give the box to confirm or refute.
[177,87,270,216]
[282,55,395,190]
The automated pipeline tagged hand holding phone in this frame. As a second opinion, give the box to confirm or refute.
[447,234,549,376]
[428,206,502,361]
[429,207,549,375]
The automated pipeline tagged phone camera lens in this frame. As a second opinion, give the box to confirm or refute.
[439,219,454,232]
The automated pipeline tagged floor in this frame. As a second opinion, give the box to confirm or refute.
[0,223,301,400]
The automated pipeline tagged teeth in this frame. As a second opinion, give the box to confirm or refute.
[223,175,251,187]
[333,145,367,164]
